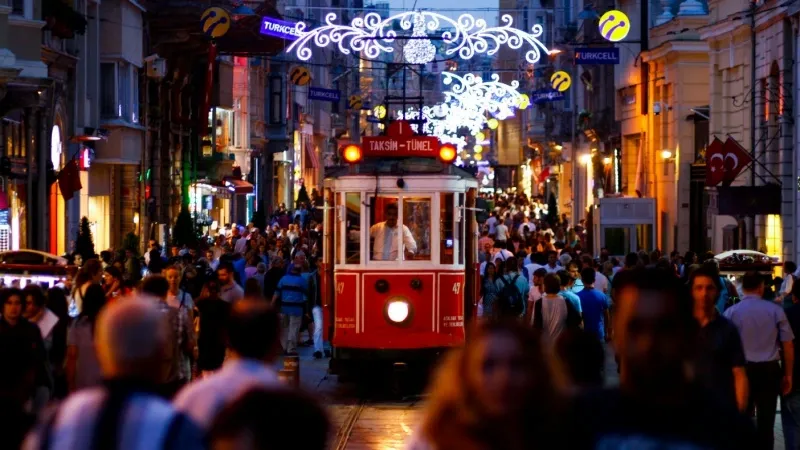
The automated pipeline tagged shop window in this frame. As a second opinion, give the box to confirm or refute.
[368,197,400,262]
[766,214,782,257]
[402,197,431,261]
[344,193,360,264]
[440,193,454,264]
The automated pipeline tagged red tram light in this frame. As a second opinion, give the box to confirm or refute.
[439,144,457,163]
[343,144,362,163]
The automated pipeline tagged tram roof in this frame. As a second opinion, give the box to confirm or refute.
[325,158,476,179]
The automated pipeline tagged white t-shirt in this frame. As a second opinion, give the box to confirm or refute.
[534,294,568,343]
[594,271,610,294]
[495,224,509,241]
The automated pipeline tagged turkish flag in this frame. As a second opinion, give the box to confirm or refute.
[57,159,82,201]
[705,137,725,187]
[538,166,550,183]
[720,137,753,186]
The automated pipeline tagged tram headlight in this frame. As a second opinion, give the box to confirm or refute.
[386,300,410,323]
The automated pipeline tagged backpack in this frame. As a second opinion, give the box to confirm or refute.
[497,275,524,317]
[533,296,582,330]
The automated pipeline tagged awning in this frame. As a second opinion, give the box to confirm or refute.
[223,178,254,194]
[305,143,319,169]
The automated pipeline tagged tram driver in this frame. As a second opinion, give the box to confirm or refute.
[370,203,418,261]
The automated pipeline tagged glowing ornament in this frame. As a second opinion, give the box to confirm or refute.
[476,132,486,141]
[285,11,553,64]
[487,118,499,130]
[403,13,437,64]
[474,153,483,161]
[373,105,387,119]
[474,144,483,153]
[442,72,523,120]
[518,94,530,109]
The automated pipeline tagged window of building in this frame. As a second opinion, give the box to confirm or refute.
[100,62,139,124]
[269,76,282,124]
[440,193,454,264]
[403,197,431,261]
[100,63,116,118]
[11,0,24,15]
[344,192,360,264]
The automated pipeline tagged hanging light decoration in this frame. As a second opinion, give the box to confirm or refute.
[442,72,524,120]
[403,13,437,64]
[285,11,553,64]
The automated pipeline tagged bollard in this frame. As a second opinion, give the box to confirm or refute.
[282,355,300,387]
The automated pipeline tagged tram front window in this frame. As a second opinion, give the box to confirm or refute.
[402,197,431,261]
[369,199,423,262]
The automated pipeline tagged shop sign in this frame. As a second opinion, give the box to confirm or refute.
[308,87,341,102]
[260,17,302,40]
[575,47,620,64]
[362,120,439,158]
[531,88,564,104]
[0,209,9,226]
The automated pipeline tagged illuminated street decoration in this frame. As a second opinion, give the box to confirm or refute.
[286,11,553,64]
[598,10,631,42]
[442,72,526,120]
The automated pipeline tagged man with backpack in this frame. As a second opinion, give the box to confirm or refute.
[494,257,529,319]
[533,274,583,343]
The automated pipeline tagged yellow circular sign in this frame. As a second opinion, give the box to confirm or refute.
[517,93,530,110]
[201,7,231,39]
[550,71,571,92]
[348,95,362,110]
[598,10,631,42]
[289,66,312,86]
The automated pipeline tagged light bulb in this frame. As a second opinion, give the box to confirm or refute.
[487,118,499,130]
[474,144,483,153]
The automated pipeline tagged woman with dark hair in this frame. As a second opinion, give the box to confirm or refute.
[480,262,499,319]
[409,321,563,450]
[23,285,66,408]
[70,259,103,316]
[65,284,107,392]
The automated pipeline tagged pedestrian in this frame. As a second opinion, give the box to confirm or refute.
[103,265,123,300]
[165,265,197,385]
[409,321,563,449]
[480,262,500,318]
[70,258,103,315]
[532,274,573,344]
[576,267,611,343]
[22,298,205,449]
[724,271,795,450]
[140,275,194,398]
[271,254,309,355]
[45,287,70,399]
[568,268,757,449]
[209,387,329,450]
[22,285,66,411]
[689,266,748,412]
[494,257,528,320]
[782,280,800,450]
[0,288,49,411]
[65,284,106,393]
[174,299,281,430]
[217,262,244,304]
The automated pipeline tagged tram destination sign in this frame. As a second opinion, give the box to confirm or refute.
[362,120,440,158]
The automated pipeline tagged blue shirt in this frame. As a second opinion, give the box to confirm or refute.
[495,271,530,316]
[577,287,610,341]
[275,273,309,317]
[559,289,582,314]
[723,294,794,363]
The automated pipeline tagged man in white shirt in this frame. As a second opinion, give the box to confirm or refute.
[544,250,561,273]
[494,219,509,245]
[174,299,282,430]
[369,203,417,261]
[582,255,609,294]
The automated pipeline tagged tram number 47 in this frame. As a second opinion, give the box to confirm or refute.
[452,282,462,294]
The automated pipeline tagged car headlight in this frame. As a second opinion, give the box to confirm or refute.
[386,300,410,323]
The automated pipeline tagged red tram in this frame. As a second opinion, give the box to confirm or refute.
[319,121,480,374]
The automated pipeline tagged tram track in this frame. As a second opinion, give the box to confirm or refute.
[333,401,366,450]
[328,398,424,450]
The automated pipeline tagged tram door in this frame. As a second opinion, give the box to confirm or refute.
[322,187,335,343]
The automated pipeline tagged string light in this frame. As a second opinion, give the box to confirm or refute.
[286,11,553,64]
[403,13,437,64]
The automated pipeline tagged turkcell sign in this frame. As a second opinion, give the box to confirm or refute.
[531,89,565,104]
[575,47,620,65]
[308,87,341,102]
[260,17,302,40]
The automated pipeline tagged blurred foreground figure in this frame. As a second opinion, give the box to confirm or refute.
[408,320,563,450]
[568,268,756,449]
[174,298,282,431]
[23,298,204,450]
[209,388,329,450]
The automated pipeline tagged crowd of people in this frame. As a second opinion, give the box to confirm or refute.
[1,190,799,449]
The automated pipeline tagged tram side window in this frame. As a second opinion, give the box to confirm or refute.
[369,197,401,262]
[440,193,454,264]
[345,193,361,264]
[403,197,431,261]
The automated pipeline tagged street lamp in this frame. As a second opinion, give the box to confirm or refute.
[579,154,592,165]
